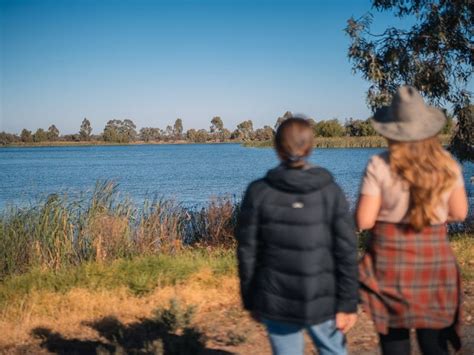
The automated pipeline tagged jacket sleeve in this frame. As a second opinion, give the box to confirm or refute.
[235,182,260,310]
[332,185,359,313]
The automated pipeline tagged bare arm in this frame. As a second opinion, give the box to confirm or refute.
[356,194,382,230]
[447,186,468,222]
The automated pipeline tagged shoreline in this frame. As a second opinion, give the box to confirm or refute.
[1,134,452,149]
[0,140,237,148]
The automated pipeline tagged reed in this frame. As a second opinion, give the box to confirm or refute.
[244,135,452,148]
[187,197,239,248]
[0,182,238,280]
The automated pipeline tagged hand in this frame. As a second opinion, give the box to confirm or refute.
[335,312,357,334]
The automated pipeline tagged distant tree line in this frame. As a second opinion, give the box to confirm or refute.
[0,110,457,146]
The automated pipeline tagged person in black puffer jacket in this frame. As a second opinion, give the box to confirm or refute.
[236,117,358,355]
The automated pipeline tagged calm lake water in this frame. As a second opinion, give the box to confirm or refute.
[0,144,473,210]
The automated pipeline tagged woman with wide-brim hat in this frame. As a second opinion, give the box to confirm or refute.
[356,86,469,355]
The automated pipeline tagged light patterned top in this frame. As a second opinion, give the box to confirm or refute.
[360,151,464,224]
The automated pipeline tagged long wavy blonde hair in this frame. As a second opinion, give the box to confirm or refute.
[389,137,458,231]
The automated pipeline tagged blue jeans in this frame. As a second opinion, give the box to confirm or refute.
[262,318,347,355]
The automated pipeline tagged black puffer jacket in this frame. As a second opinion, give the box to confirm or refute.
[236,164,358,325]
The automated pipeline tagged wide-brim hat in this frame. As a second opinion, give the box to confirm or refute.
[370,86,446,142]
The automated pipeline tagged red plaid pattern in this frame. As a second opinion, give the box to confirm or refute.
[359,222,461,348]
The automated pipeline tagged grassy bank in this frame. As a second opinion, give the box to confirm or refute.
[1,232,472,308]
[244,134,452,148]
[0,249,236,308]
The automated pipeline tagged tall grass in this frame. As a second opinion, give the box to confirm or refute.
[0,182,238,280]
[244,134,452,148]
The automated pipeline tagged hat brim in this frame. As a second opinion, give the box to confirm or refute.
[370,106,446,142]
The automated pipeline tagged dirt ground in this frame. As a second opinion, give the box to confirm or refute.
[0,276,473,354]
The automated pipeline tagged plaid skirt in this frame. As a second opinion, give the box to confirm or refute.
[359,222,461,350]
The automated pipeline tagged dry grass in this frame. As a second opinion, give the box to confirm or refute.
[189,197,238,248]
[450,233,474,280]
[0,235,473,353]
[0,269,239,347]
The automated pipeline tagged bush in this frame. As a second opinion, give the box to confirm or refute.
[344,119,377,136]
[0,132,20,145]
[187,197,238,248]
[314,119,345,137]
[153,299,196,332]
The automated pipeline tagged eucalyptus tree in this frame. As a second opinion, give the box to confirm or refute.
[0,132,19,145]
[103,119,137,143]
[122,119,137,142]
[47,125,60,141]
[20,129,33,143]
[274,111,293,130]
[314,119,345,137]
[186,128,209,143]
[79,118,92,141]
[173,118,183,140]
[33,128,48,142]
[346,0,472,160]
[254,125,275,141]
[236,120,254,141]
[210,116,226,141]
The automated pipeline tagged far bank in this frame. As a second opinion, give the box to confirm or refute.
[0,134,453,149]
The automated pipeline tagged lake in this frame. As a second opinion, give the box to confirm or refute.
[0,144,472,210]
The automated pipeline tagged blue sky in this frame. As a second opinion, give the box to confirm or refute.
[1,0,413,134]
